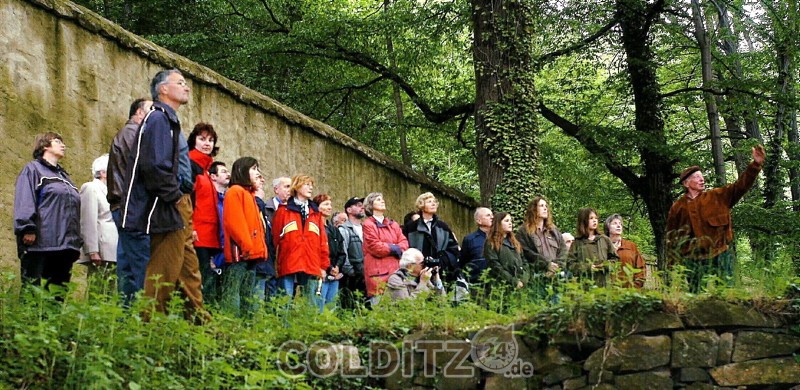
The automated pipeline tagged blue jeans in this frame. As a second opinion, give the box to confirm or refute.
[113,209,150,307]
[279,273,321,308]
[255,274,278,301]
[319,279,339,312]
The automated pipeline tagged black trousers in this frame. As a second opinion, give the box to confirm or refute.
[21,249,80,288]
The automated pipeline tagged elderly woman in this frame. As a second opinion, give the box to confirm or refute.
[403,192,460,282]
[14,132,82,291]
[313,193,347,311]
[362,192,409,304]
[604,214,646,288]
[78,154,118,289]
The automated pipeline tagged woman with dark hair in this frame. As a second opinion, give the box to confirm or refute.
[567,208,618,287]
[272,175,329,300]
[362,192,409,304]
[515,196,565,276]
[14,132,82,292]
[313,193,346,311]
[484,212,529,290]
[221,157,267,316]
[604,214,646,288]
[188,122,224,303]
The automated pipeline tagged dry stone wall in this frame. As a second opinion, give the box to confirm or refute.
[311,299,800,389]
[0,0,477,272]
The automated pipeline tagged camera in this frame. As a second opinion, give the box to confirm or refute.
[423,256,440,268]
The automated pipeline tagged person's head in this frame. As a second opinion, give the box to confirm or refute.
[188,122,219,157]
[313,194,333,218]
[524,196,555,232]
[272,177,291,203]
[679,166,705,194]
[415,192,438,216]
[128,98,153,124]
[150,69,190,108]
[209,161,229,187]
[604,214,624,237]
[32,132,65,161]
[399,248,425,276]
[333,211,348,227]
[229,157,261,190]
[562,232,575,250]
[488,212,521,253]
[474,207,493,229]
[290,174,315,200]
[576,207,599,239]
[364,192,385,217]
[91,154,109,180]
[344,197,366,219]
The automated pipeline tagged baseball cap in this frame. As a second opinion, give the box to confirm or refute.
[344,196,365,209]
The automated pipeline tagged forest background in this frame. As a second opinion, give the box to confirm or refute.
[74,0,800,272]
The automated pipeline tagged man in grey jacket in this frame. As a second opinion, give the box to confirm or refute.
[338,196,367,308]
[107,98,151,305]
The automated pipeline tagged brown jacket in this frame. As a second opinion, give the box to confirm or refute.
[616,239,645,288]
[666,161,762,262]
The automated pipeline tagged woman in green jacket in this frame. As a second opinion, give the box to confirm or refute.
[567,207,618,287]
[484,212,529,289]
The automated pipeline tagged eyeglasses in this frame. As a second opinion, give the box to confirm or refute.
[51,139,65,145]
[168,80,189,87]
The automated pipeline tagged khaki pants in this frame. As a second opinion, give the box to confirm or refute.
[144,194,206,321]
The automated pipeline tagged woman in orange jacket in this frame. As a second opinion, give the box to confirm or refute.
[222,157,267,316]
[272,174,330,301]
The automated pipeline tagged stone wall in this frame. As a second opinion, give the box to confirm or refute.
[310,299,800,389]
[0,0,477,272]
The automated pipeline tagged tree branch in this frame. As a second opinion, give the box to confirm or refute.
[537,102,642,190]
[536,17,619,66]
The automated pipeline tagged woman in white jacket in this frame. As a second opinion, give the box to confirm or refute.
[79,154,118,291]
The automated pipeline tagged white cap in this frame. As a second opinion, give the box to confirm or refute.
[91,154,109,177]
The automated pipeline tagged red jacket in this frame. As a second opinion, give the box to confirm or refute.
[222,185,267,263]
[189,150,220,249]
[272,198,330,277]
[363,216,409,297]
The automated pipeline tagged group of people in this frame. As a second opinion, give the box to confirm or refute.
[12,67,767,320]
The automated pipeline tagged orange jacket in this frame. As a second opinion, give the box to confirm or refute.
[222,185,267,263]
[190,149,221,249]
[666,161,761,262]
[615,239,646,288]
[272,198,330,277]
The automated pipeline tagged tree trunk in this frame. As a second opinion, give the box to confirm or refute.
[764,44,790,209]
[789,112,799,210]
[616,0,674,268]
[691,0,726,185]
[471,0,540,216]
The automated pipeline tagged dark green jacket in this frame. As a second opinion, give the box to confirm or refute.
[484,238,530,287]
[567,235,619,286]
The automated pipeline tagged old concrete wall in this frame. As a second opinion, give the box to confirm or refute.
[0,0,477,272]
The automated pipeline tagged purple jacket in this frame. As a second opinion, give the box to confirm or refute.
[14,159,82,256]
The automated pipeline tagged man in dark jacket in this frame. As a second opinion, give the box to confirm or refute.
[122,69,206,322]
[666,145,765,291]
[107,98,152,306]
[459,207,492,283]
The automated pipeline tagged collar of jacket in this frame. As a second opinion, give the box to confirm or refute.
[36,158,68,175]
[414,215,439,233]
[370,216,395,228]
[152,101,180,123]
[286,196,319,213]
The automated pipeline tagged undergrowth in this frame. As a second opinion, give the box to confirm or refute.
[0,265,797,389]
